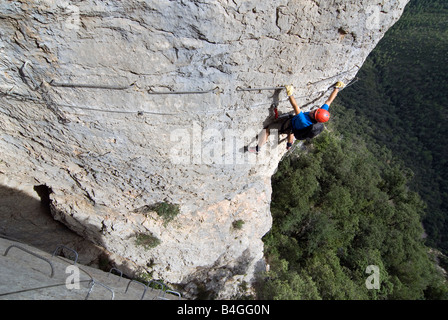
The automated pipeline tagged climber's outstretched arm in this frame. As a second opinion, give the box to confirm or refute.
[325,81,345,106]
[289,95,301,115]
[325,88,339,106]
[285,85,301,115]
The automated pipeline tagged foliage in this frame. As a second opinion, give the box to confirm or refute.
[135,232,161,250]
[257,0,448,301]
[336,0,448,254]
[151,202,180,225]
[258,131,447,299]
[232,219,245,230]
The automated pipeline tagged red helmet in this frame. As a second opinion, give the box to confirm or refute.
[314,108,330,123]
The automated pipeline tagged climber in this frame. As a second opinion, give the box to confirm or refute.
[247,81,345,153]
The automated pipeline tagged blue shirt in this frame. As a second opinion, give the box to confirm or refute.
[291,104,329,130]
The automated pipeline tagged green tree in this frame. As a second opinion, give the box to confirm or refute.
[336,0,448,254]
[258,131,447,300]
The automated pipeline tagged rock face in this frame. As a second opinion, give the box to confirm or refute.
[0,0,408,298]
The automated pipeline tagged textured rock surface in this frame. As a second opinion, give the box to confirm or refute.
[0,0,408,298]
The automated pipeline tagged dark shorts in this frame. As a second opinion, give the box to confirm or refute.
[268,116,324,140]
[266,114,324,140]
[265,117,293,134]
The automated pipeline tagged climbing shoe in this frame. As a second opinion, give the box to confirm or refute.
[247,146,259,154]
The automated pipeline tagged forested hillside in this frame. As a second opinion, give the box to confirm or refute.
[258,0,448,299]
[259,132,446,299]
[336,0,448,255]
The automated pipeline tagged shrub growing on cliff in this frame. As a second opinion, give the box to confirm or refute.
[152,202,180,225]
[135,232,161,250]
[136,201,180,226]
[232,219,245,230]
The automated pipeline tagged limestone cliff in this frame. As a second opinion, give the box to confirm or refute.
[0,0,408,298]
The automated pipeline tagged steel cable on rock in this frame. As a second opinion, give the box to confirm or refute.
[47,80,222,116]
[9,61,360,120]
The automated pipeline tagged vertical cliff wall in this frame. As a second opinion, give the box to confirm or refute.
[0,0,408,298]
